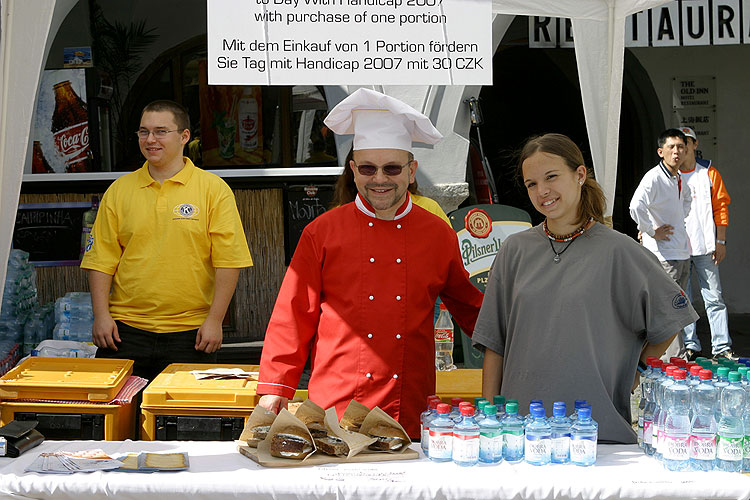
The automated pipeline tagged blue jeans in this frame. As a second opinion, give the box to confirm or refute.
[682,253,732,355]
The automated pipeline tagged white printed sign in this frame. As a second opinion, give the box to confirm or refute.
[208,0,492,85]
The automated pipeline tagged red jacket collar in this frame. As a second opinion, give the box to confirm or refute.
[355,193,413,220]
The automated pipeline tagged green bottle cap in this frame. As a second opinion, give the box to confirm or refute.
[507,399,519,406]
[506,402,518,414]
[728,371,741,382]
[493,395,506,407]
[695,356,708,363]
[477,400,488,411]
[717,367,730,377]
[474,397,487,407]
[483,404,497,415]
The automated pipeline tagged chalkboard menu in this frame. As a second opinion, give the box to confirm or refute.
[283,184,334,264]
[13,202,92,266]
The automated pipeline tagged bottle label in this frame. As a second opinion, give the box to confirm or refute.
[570,437,596,462]
[745,436,750,459]
[524,435,551,461]
[504,431,524,455]
[428,429,452,460]
[551,436,570,459]
[716,435,743,461]
[434,328,453,343]
[53,122,90,166]
[662,435,689,460]
[452,432,479,461]
[643,421,653,445]
[479,431,502,459]
[689,434,716,460]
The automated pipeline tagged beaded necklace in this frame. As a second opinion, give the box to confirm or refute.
[543,218,593,263]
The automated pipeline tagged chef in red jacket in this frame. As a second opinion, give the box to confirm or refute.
[257,89,484,438]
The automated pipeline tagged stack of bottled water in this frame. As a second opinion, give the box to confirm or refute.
[53,292,94,342]
[423,395,597,466]
[637,356,750,472]
[0,249,39,365]
[21,303,55,356]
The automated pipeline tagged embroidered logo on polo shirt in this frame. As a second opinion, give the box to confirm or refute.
[672,291,688,309]
[173,204,200,218]
[85,234,94,253]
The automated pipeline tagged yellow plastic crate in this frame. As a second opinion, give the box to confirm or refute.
[435,368,482,402]
[0,400,136,441]
[0,357,133,402]
[140,363,261,441]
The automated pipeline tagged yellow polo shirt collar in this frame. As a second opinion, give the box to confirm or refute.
[135,158,196,188]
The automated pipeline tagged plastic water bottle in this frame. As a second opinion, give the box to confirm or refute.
[453,402,473,423]
[714,367,730,424]
[475,400,488,422]
[478,404,503,464]
[662,370,691,471]
[448,397,463,421]
[689,369,718,471]
[739,367,750,472]
[493,395,506,420]
[570,406,598,466]
[452,406,479,466]
[643,359,663,455]
[637,357,657,448]
[434,303,455,371]
[655,365,677,460]
[421,397,440,454]
[525,400,543,426]
[550,402,571,464]
[715,371,746,472]
[525,406,551,466]
[502,402,524,463]
[569,400,587,423]
[428,403,454,462]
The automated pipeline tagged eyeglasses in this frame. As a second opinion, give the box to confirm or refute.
[352,160,412,177]
[136,128,182,139]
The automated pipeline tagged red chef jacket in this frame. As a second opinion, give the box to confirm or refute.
[258,194,484,437]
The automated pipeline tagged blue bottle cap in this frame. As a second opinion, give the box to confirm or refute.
[578,406,592,419]
[530,399,543,405]
[553,405,566,417]
[531,406,546,418]
[574,400,587,408]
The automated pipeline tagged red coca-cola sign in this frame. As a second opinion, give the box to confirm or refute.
[53,122,89,165]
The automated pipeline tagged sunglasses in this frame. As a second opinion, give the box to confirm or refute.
[351,160,412,177]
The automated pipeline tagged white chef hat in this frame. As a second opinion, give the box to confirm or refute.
[324,88,443,152]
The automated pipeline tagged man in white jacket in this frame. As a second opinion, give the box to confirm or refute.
[629,128,692,358]
[677,126,734,361]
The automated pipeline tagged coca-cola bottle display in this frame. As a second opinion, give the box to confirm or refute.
[31,141,54,174]
[51,80,90,172]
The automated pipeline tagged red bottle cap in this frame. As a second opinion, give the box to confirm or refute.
[699,369,713,380]
[665,365,677,376]
[689,365,702,376]
[673,370,687,380]
[650,359,663,369]
[460,406,475,417]
[429,399,441,410]
[458,402,473,408]
[451,397,463,406]
[670,357,683,364]
[437,403,451,414]
[674,359,687,368]
[646,356,658,363]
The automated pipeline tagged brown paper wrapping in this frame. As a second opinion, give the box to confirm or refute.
[258,408,316,461]
[239,405,277,447]
[323,407,377,458]
[339,400,371,432]
[294,399,326,427]
[359,406,412,454]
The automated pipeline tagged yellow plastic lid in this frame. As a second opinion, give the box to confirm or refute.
[435,368,482,401]
[0,357,133,402]
[141,363,260,409]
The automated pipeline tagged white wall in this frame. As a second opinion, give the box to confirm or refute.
[630,44,750,314]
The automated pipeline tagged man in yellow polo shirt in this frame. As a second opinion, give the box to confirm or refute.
[81,100,252,379]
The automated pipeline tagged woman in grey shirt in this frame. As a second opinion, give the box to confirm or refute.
[472,133,698,443]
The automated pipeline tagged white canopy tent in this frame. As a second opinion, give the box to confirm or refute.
[0,0,673,303]
[0,0,77,302]
[491,0,671,219]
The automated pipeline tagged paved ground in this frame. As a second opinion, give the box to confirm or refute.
[694,313,750,358]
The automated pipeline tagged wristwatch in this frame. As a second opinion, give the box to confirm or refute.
[716,239,726,246]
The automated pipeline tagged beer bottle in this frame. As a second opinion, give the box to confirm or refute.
[51,80,90,173]
[32,141,54,173]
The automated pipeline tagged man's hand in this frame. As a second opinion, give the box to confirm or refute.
[653,224,674,240]
[195,317,223,353]
[92,313,120,350]
[258,395,289,414]
[713,242,726,265]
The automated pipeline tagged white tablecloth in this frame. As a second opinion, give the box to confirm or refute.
[0,441,748,500]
